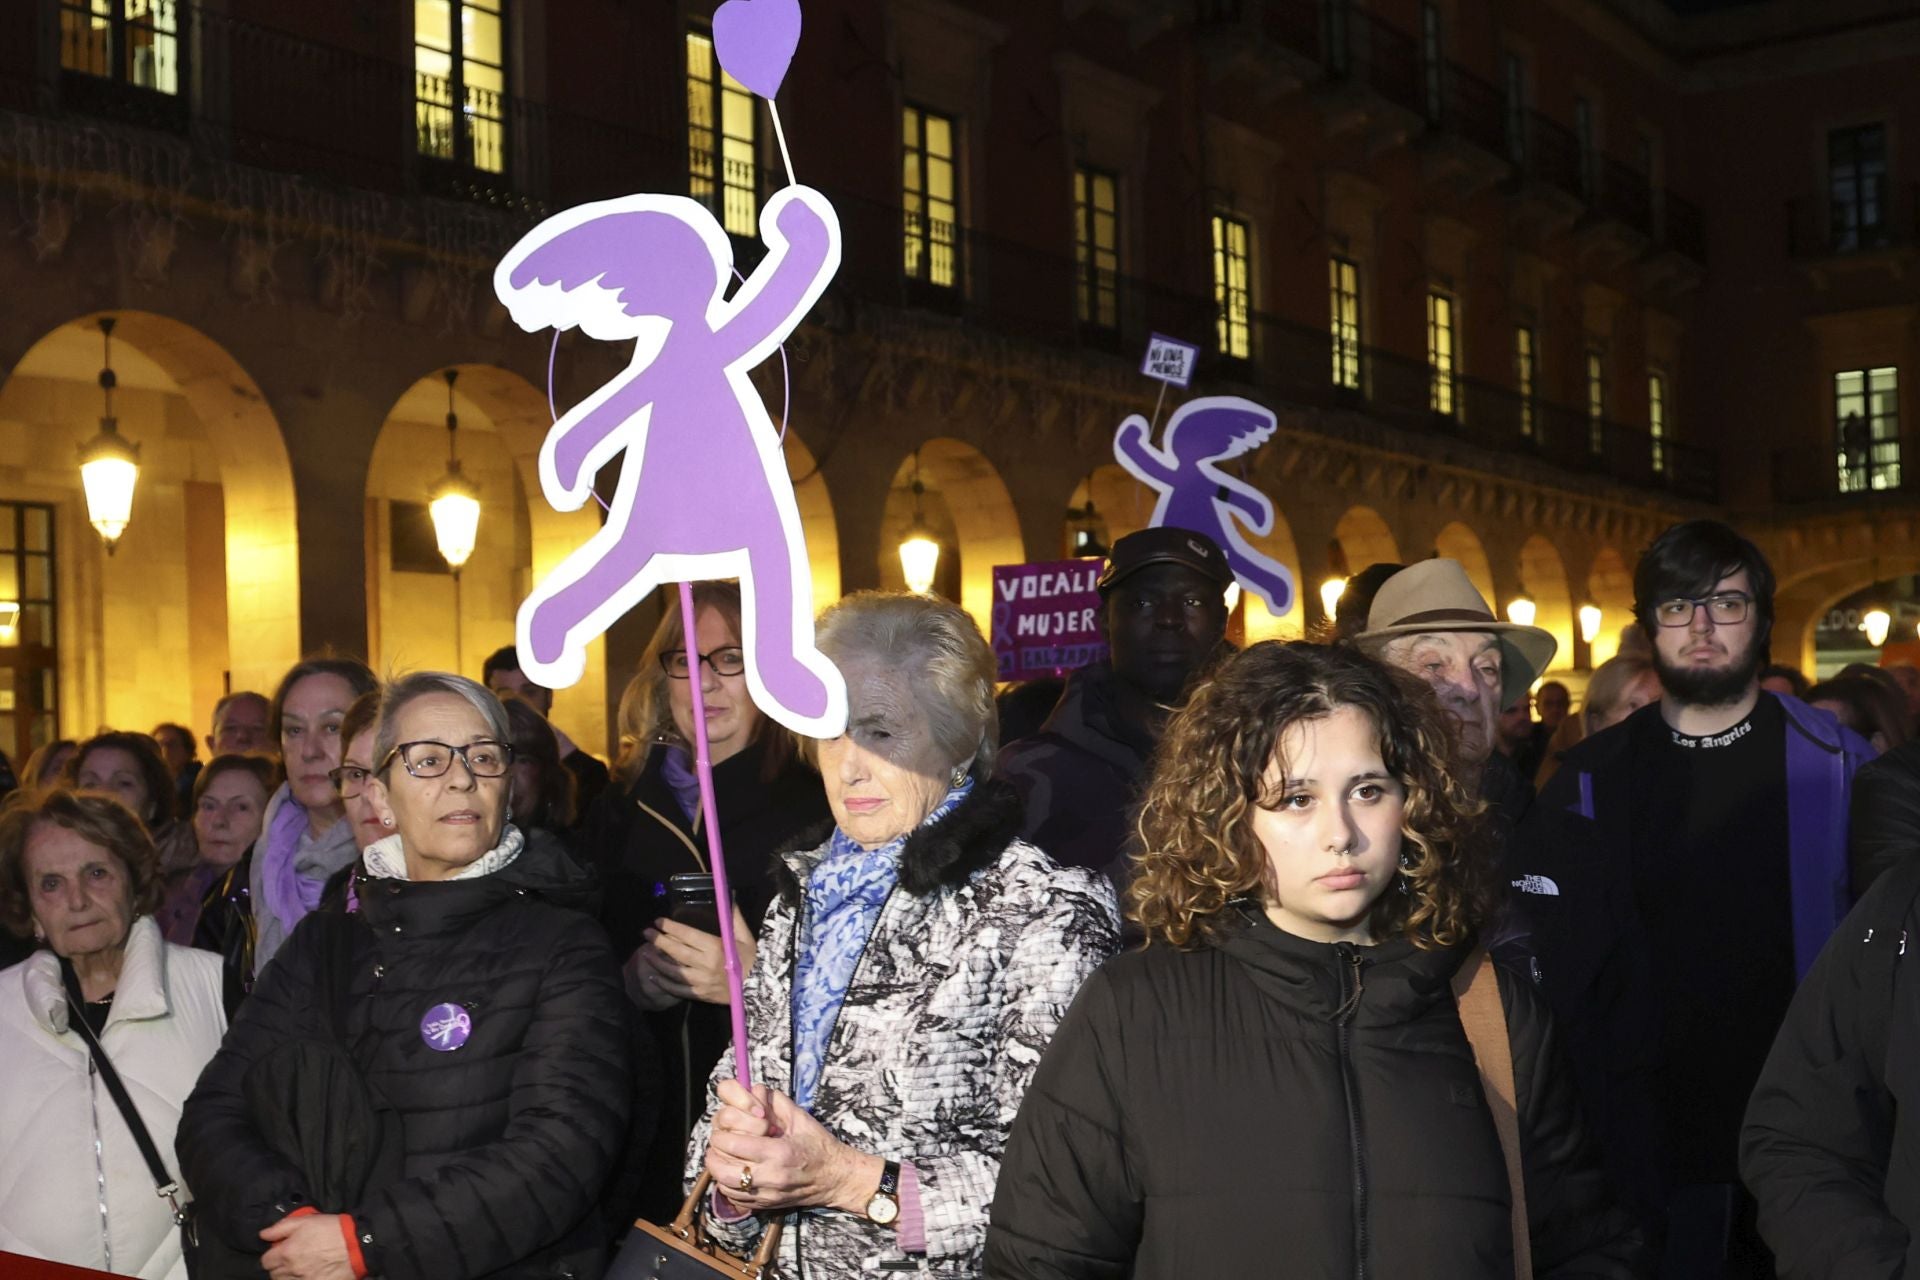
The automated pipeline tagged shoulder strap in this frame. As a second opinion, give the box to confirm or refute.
[59,963,188,1225]
[1451,948,1533,1280]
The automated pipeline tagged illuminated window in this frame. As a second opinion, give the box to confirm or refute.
[1648,371,1668,474]
[1330,256,1361,389]
[1514,326,1537,439]
[1074,167,1120,332]
[1586,345,1607,454]
[1212,214,1251,359]
[903,105,959,289]
[1829,125,1888,252]
[1427,290,1458,418]
[59,0,179,94]
[1835,366,1900,492]
[688,31,758,238]
[0,503,61,769]
[415,0,507,175]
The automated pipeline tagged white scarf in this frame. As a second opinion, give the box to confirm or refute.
[362,823,525,882]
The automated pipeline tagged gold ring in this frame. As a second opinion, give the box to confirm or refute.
[737,1166,754,1193]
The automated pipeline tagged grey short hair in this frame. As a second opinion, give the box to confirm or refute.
[816,592,999,780]
[374,672,512,774]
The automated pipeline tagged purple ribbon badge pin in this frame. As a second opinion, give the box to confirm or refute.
[421,1002,473,1052]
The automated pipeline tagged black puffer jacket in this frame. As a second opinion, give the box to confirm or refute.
[986,908,1648,1278]
[178,835,634,1280]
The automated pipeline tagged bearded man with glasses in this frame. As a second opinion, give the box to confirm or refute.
[1513,518,1875,1280]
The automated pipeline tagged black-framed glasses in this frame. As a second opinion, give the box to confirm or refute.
[1652,592,1754,628]
[379,739,514,779]
[660,646,746,680]
[328,764,374,798]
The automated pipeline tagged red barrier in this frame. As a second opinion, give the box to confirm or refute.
[0,1253,123,1279]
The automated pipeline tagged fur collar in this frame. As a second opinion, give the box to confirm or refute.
[773,778,1027,903]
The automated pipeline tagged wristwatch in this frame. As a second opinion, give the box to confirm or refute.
[864,1160,901,1226]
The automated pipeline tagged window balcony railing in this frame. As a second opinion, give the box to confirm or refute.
[1771,444,1910,504]
[1326,5,1424,119]
[1787,177,1919,258]
[1429,62,1507,158]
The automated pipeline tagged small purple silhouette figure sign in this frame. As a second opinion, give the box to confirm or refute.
[1112,395,1296,617]
[493,185,849,739]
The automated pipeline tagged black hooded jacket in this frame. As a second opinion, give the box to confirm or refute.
[178,835,635,1280]
[986,908,1648,1278]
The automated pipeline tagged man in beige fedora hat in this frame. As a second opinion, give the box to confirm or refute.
[1354,558,1558,781]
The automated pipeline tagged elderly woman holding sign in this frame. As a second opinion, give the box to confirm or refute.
[684,592,1119,1276]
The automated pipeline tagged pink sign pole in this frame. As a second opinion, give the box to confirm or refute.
[678,580,754,1088]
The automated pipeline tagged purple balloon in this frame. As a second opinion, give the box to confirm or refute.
[712,0,802,100]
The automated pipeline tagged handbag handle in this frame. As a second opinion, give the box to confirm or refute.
[673,1171,784,1275]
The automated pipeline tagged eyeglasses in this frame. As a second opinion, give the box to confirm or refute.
[1652,592,1754,628]
[378,739,514,779]
[660,647,746,680]
[328,764,374,798]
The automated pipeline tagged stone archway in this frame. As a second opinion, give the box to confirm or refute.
[1586,546,1636,665]
[368,364,609,753]
[1518,534,1575,676]
[878,438,1024,637]
[0,311,301,743]
[781,429,841,617]
[1333,505,1401,573]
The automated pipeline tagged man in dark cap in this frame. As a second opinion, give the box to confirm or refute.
[997,527,1233,872]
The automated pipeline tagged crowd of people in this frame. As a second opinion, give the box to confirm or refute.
[2,516,1919,1278]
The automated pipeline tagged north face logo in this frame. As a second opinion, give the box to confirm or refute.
[1512,874,1560,896]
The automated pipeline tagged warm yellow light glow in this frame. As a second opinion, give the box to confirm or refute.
[1507,596,1538,627]
[1864,608,1892,648]
[428,469,482,571]
[1578,604,1603,645]
[1320,576,1348,618]
[899,526,941,594]
[1225,581,1242,613]
[0,600,18,642]
[78,424,140,553]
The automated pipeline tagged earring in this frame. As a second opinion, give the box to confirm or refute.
[1397,849,1415,895]
[950,767,968,788]
[382,816,395,828]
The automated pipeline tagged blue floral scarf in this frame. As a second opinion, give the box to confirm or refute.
[789,779,972,1110]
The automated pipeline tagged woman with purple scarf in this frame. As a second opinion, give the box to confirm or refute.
[685,592,1119,1277]
[248,657,378,978]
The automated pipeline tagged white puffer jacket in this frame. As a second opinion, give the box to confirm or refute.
[0,916,227,1279]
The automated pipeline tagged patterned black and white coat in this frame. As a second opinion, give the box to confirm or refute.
[686,778,1120,1277]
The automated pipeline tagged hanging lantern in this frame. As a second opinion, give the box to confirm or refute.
[429,369,481,572]
[898,450,940,594]
[1507,596,1538,627]
[1577,603,1603,645]
[78,317,141,555]
[1320,576,1348,618]
[1864,608,1892,648]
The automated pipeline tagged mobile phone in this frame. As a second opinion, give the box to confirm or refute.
[664,873,720,934]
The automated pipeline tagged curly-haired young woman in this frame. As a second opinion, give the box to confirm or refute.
[985,641,1649,1279]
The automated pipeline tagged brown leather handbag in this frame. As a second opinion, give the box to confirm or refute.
[608,1173,785,1279]
[1452,948,1534,1280]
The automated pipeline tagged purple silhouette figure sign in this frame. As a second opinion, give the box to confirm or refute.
[1112,395,1297,617]
[493,185,849,739]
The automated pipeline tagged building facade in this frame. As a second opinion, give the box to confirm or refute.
[0,0,1913,760]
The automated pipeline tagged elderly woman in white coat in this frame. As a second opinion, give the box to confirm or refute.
[687,591,1120,1277]
[0,788,227,1279]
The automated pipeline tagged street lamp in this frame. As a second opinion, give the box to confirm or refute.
[428,369,480,572]
[77,317,141,555]
[899,450,940,594]
[1577,603,1603,646]
[1507,596,1538,627]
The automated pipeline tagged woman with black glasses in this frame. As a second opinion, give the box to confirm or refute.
[180,672,637,1280]
[581,580,828,1222]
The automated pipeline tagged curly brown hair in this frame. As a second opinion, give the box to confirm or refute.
[0,788,164,941]
[1130,641,1501,950]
